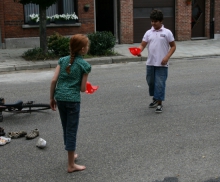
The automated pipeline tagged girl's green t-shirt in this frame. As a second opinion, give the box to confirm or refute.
[54,55,91,102]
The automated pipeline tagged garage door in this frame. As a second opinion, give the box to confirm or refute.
[133,0,175,43]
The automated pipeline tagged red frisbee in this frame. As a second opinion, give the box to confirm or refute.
[129,47,141,56]
[85,82,99,94]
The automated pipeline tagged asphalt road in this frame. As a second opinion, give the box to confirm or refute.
[1,57,220,182]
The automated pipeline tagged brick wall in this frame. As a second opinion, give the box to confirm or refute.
[175,0,214,40]
[215,0,220,34]
[119,0,133,43]
[3,0,26,38]
[175,0,191,41]
[1,0,220,45]
[77,0,94,32]
[1,0,95,43]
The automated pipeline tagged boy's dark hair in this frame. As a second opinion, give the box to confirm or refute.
[150,9,163,21]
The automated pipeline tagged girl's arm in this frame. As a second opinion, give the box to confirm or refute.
[81,74,89,92]
[50,65,60,111]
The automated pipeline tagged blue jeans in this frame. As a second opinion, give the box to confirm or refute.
[57,101,80,151]
[146,66,168,101]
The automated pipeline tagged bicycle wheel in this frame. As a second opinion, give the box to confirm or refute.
[20,103,50,113]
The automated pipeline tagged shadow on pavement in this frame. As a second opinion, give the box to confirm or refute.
[204,177,220,182]
[153,177,220,182]
[153,177,178,182]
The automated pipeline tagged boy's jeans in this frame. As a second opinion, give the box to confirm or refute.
[146,66,168,101]
[57,101,80,151]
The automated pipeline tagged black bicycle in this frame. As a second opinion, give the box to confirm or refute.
[0,98,50,122]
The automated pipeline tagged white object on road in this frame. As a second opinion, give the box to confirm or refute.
[36,138,47,149]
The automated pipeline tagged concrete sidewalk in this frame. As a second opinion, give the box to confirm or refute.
[0,39,220,73]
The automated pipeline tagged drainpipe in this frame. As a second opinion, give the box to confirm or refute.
[0,27,2,49]
[94,0,96,32]
[117,0,121,44]
[0,0,6,49]
[114,0,118,43]
[0,25,6,49]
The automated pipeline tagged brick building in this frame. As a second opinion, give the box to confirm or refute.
[0,0,219,48]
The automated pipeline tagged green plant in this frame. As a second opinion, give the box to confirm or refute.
[87,31,116,56]
[22,47,57,61]
[52,13,78,21]
[29,14,39,22]
[48,32,70,56]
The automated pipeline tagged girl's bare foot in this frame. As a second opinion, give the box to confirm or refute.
[67,164,86,173]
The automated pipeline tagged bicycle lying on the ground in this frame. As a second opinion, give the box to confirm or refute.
[0,98,50,122]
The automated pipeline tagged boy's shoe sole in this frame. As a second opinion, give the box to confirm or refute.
[155,105,163,113]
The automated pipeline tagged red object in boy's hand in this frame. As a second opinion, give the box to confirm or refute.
[85,82,99,94]
[129,47,141,56]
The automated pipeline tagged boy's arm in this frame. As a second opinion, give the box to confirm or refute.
[138,41,147,56]
[161,41,176,66]
[139,41,147,51]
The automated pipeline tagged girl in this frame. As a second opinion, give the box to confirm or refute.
[50,34,91,173]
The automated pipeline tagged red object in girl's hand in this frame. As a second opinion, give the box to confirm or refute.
[129,47,141,56]
[85,82,99,94]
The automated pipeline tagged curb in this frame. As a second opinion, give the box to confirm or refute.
[87,56,143,65]
[0,56,144,73]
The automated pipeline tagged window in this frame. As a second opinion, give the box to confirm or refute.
[24,0,77,23]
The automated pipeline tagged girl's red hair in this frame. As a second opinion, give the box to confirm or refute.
[66,34,88,74]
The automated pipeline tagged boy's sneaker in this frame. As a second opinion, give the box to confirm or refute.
[149,99,158,108]
[155,105,163,113]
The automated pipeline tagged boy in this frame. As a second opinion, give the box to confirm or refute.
[138,9,176,113]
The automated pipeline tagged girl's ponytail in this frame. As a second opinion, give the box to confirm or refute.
[66,52,75,74]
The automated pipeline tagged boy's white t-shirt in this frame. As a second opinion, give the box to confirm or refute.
[142,25,175,67]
